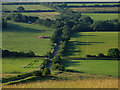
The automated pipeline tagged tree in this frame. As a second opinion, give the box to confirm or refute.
[97,53,104,57]
[17,6,25,12]
[107,48,119,58]
[51,63,65,71]
[42,68,51,76]
[2,18,7,28]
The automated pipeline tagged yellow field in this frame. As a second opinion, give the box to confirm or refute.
[3,78,118,88]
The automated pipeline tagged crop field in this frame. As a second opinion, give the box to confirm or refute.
[22,12,60,20]
[71,7,118,13]
[67,3,119,6]
[2,57,43,74]
[2,21,55,56]
[2,5,52,11]
[64,60,118,77]
[68,32,118,57]
[82,13,118,21]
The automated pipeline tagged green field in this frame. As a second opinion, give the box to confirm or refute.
[64,59,118,77]
[69,32,118,57]
[2,5,52,11]
[2,57,43,74]
[2,21,55,56]
[67,3,119,6]
[82,13,118,21]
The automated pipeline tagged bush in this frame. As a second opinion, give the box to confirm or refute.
[32,71,42,77]
[42,68,51,76]
[51,63,65,71]
[107,48,120,58]
[97,53,104,57]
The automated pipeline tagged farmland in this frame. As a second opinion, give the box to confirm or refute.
[67,3,119,6]
[68,32,118,58]
[2,5,52,11]
[82,13,118,21]
[2,21,55,56]
[22,12,60,20]
[3,72,118,88]
[2,2,119,88]
[64,60,118,77]
[2,57,43,74]
[71,7,118,13]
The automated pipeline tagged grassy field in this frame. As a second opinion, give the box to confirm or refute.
[69,32,118,57]
[64,60,118,77]
[82,13,118,21]
[2,5,52,11]
[2,21,55,56]
[2,57,43,74]
[3,72,118,88]
[71,7,118,13]
[67,3,119,6]
[22,12,60,20]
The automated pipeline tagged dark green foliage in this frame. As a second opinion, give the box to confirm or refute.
[51,63,65,71]
[2,49,35,57]
[17,6,25,12]
[41,59,50,69]
[97,53,104,57]
[42,67,51,76]
[2,18,7,28]
[7,13,39,23]
[52,55,62,64]
[107,48,120,58]
[32,71,42,77]
[92,20,117,31]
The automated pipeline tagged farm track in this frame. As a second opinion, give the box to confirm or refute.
[48,41,61,71]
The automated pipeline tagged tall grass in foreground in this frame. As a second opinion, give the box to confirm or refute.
[3,78,118,88]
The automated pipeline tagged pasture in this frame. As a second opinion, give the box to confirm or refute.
[64,60,118,77]
[2,21,55,56]
[82,13,118,21]
[69,32,118,57]
[2,5,52,11]
[2,57,43,74]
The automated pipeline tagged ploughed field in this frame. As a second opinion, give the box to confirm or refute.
[67,3,119,6]
[21,12,60,20]
[2,21,55,56]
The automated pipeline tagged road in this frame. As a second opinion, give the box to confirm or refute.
[48,41,61,72]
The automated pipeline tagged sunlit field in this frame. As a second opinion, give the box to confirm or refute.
[2,21,55,56]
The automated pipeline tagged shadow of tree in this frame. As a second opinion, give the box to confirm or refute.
[3,22,52,33]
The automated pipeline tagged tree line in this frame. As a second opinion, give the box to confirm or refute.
[2,49,35,57]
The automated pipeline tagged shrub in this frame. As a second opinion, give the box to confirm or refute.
[42,68,51,76]
[32,71,42,77]
[107,48,120,58]
[97,53,104,57]
[51,63,65,71]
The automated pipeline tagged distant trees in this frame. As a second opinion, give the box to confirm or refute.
[92,19,119,31]
[107,48,120,58]
[2,49,35,57]
[6,13,39,23]
[17,6,25,12]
